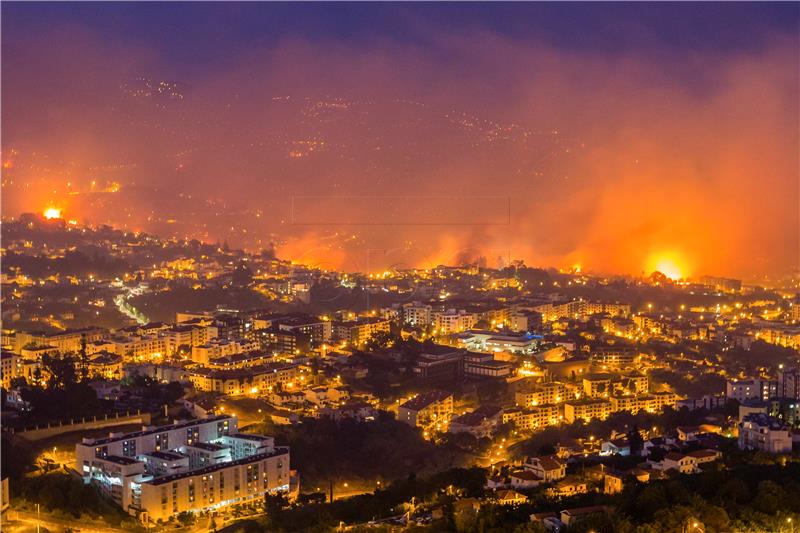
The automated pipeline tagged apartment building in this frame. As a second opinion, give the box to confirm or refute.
[187,363,298,395]
[726,378,777,403]
[402,303,432,327]
[163,324,216,356]
[75,416,290,522]
[191,339,258,365]
[563,399,612,423]
[398,390,453,432]
[432,309,478,334]
[333,317,391,347]
[609,392,678,415]
[516,382,567,407]
[12,327,107,354]
[502,405,560,430]
[590,346,639,370]
[738,413,793,453]
[1,351,17,389]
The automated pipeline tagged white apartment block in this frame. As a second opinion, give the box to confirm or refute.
[432,310,478,334]
[738,414,793,453]
[402,303,432,327]
[726,378,777,403]
[75,415,291,523]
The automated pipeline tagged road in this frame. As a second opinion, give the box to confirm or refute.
[113,283,148,325]
[4,509,128,533]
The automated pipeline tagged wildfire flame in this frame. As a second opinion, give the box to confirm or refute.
[43,207,62,220]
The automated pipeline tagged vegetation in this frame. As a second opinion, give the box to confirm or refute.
[15,354,109,422]
[232,461,800,532]
[13,472,141,529]
[248,414,470,488]
[513,405,723,459]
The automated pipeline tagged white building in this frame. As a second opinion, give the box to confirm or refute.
[75,415,291,523]
[738,414,792,453]
[726,378,777,403]
[402,303,432,327]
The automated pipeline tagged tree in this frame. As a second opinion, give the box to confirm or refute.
[176,511,195,527]
[628,425,644,456]
[42,353,77,389]
[752,480,786,515]
[647,446,666,463]
[232,261,253,287]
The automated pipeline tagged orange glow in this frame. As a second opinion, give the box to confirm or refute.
[647,252,686,280]
[43,207,62,220]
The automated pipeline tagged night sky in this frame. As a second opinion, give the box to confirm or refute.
[2,3,798,278]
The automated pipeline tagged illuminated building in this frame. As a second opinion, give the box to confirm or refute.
[398,390,453,432]
[163,324,216,355]
[19,345,59,360]
[190,339,258,365]
[261,313,332,345]
[523,455,566,482]
[582,374,613,398]
[778,367,800,400]
[103,335,167,361]
[205,350,274,370]
[332,317,390,347]
[402,303,432,327]
[463,352,513,378]
[589,346,639,370]
[534,301,630,322]
[546,477,588,498]
[75,416,290,522]
[563,399,611,423]
[700,276,742,293]
[455,330,542,354]
[609,392,678,415]
[256,326,306,354]
[738,414,792,453]
[632,314,663,335]
[412,346,465,381]
[502,404,559,430]
[515,382,566,407]
[1,352,17,389]
[726,378,777,403]
[432,309,478,334]
[12,327,107,354]
[211,314,253,342]
[87,351,124,380]
[448,405,502,438]
[755,324,800,349]
[187,363,298,395]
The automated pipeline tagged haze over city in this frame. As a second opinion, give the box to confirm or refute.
[3,3,798,279]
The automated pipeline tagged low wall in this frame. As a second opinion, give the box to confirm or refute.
[11,411,152,442]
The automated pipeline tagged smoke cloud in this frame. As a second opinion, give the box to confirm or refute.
[2,20,798,279]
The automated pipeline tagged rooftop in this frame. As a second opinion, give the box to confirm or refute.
[146,447,289,486]
[82,415,233,446]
